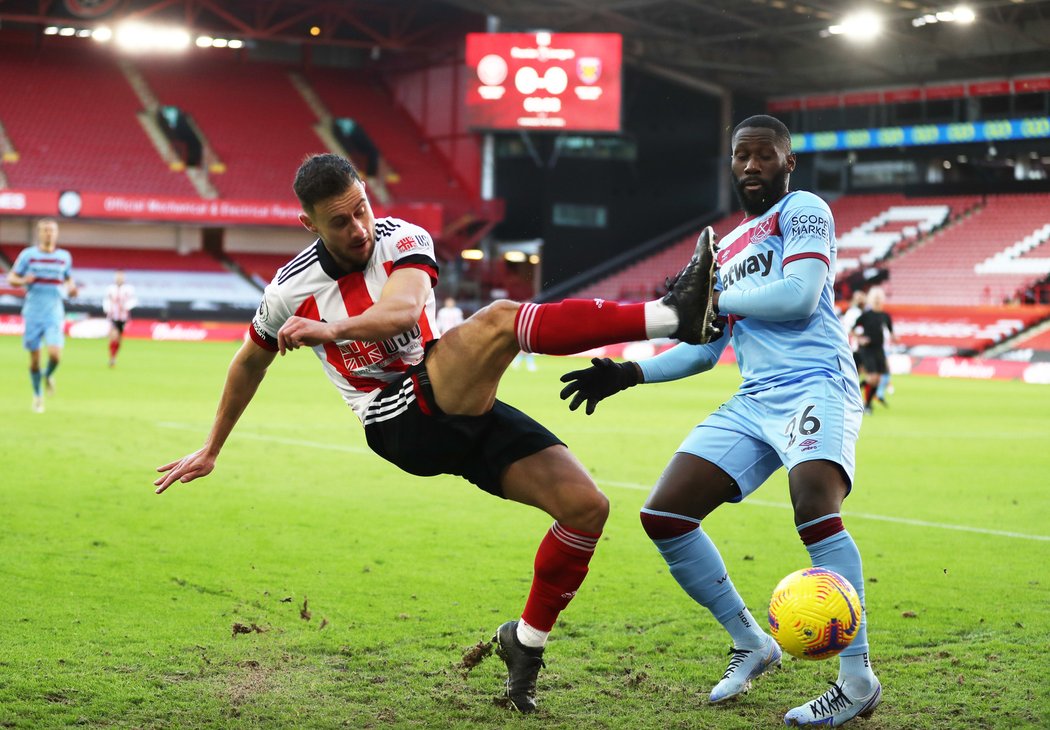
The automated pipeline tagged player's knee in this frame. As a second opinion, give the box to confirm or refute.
[469,299,520,339]
[559,485,609,533]
[640,509,699,541]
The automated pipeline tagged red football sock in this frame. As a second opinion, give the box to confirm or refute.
[515,300,647,355]
[109,340,120,358]
[521,522,600,632]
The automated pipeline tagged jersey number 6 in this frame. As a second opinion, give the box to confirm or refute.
[785,404,821,449]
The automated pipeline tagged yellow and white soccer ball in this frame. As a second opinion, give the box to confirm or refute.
[768,567,862,660]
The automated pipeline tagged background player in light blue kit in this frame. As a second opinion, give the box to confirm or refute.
[559,115,881,727]
[7,218,78,413]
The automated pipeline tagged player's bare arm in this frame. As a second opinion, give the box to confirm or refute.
[154,341,276,494]
[277,267,430,354]
[65,277,79,298]
[7,270,35,287]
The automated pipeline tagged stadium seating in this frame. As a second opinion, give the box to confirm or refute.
[1001,325,1050,361]
[0,42,197,196]
[224,251,293,286]
[138,56,323,201]
[885,303,1050,357]
[885,194,1050,305]
[304,68,473,211]
[0,242,260,312]
[0,244,226,272]
[568,193,1048,307]
[834,195,981,272]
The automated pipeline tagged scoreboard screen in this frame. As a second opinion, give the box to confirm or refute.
[465,32,622,133]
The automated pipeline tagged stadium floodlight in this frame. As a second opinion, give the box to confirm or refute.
[44,26,59,35]
[912,5,975,27]
[115,21,192,53]
[196,35,213,47]
[58,27,76,36]
[212,38,228,48]
[228,39,244,49]
[92,26,113,42]
[504,251,527,263]
[826,11,882,41]
[461,249,485,260]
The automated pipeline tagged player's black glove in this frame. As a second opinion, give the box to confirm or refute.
[559,357,640,415]
[708,314,728,342]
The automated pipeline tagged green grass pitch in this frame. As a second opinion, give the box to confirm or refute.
[1,336,1048,729]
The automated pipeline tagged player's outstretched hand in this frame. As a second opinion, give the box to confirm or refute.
[277,316,333,355]
[559,357,640,415]
[154,448,216,494]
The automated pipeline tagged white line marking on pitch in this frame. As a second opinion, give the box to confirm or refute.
[598,479,1050,542]
[156,423,1048,542]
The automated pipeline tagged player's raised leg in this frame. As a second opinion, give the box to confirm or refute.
[514,226,720,355]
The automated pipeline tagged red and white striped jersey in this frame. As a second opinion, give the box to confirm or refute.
[249,217,439,421]
[103,283,137,321]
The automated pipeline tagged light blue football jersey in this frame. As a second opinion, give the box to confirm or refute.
[12,245,73,320]
[716,191,857,393]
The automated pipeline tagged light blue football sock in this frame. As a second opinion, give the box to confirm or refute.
[876,374,889,400]
[800,519,876,688]
[651,518,766,648]
[30,369,42,397]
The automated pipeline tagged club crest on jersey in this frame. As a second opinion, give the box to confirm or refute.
[750,214,778,246]
[338,340,387,370]
[336,324,422,372]
[395,235,428,253]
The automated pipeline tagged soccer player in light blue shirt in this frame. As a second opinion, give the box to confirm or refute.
[559,116,881,727]
[7,218,78,413]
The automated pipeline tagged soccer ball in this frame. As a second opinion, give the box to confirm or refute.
[768,567,862,660]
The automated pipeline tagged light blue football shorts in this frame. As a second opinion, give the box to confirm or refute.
[677,375,863,500]
[23,316,65,351]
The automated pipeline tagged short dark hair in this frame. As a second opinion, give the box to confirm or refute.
[732,114,792,150]
[293,154,363,212]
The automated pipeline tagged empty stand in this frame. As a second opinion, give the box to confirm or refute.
[138,57,323,201]
[886,303,1050,356]
[886,194,1050,305]
[305,69,472,211]
[225,251,294,286]
[0,242,259,311]
[0,42,197,196]
[835,195,980,272]
[1004,324,1050,357]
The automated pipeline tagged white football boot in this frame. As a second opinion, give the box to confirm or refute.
[784,679,882,726]
[709,634,782,703]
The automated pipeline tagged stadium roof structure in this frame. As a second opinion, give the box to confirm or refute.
[1,0,1049,96]
[442,0,1050,96]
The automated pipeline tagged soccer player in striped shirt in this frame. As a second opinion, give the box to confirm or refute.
[7,218,78,413]
[103,269,138,367]
[559,116,881,727]
[154,153,719,714]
